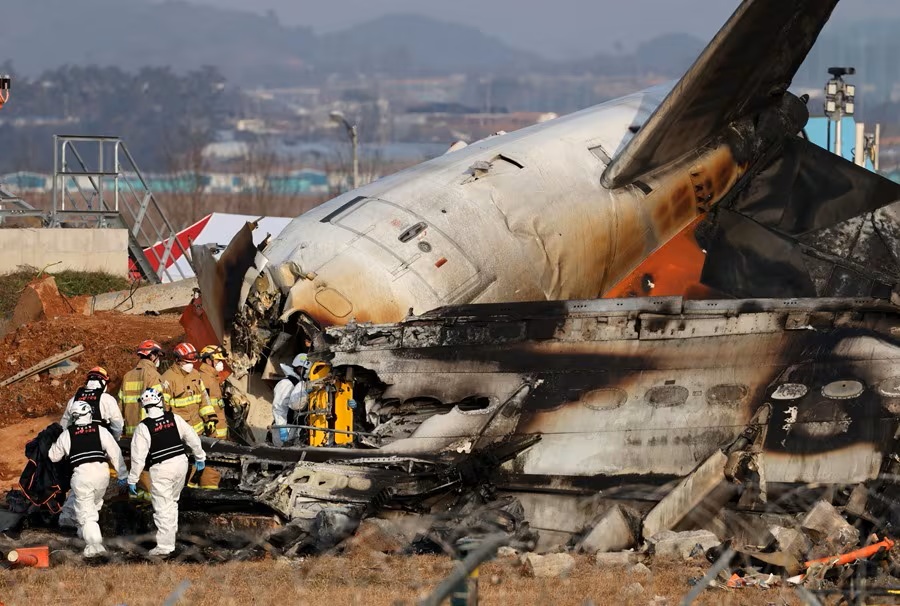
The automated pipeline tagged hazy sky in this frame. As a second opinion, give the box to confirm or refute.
[151,0,900,59]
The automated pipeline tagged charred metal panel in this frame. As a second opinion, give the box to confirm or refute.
[312,297,900,486]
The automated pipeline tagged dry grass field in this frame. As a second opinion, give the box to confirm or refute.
[0,553,806,606]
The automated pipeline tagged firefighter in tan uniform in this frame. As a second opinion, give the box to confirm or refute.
[160,342,220,489]
[197,345,229,439]
[119,340,165,438]
[160,343,207,435]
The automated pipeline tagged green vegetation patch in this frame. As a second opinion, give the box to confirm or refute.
[0,266,130,318]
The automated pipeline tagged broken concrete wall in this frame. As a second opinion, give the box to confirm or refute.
[89,278,197,315]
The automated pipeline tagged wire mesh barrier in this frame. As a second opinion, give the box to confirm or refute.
[0,470,898,605]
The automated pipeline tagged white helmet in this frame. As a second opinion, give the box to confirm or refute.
[291,353,311,370]
[140,388,163,409]
[69,400,93,424]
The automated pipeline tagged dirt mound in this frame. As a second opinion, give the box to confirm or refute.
[0,312,185,428]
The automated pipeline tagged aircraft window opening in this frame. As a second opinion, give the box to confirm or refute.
[582,388,628,411]
[399,222,427,243]
[707,384,749,407]
[822,380,864,400]
[645,385,689,408]
[877,377,900,397]
[771,383,808,400]
[456,396,493,412]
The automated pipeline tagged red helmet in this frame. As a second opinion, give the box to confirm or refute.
[136,339,164,357]
[173,342,199,362]
[86,366,110,382]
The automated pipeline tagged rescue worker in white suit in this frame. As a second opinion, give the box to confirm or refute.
[58,366,124,528]
[49,400,128,557]
[272,349,311,446]
[127,388,205,556]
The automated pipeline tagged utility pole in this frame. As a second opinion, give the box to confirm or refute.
[824,67,856,159]
[330,111,359,190]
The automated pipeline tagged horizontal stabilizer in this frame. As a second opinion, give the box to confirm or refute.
[602,0,839,189]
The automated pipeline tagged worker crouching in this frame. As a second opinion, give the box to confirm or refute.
[127,389,206,557]
[49,401,128,558]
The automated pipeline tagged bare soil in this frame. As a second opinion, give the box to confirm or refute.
[0,553,804,606]
[0,313,185,428]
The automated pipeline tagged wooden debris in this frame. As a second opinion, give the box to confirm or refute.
[0,345,84,388]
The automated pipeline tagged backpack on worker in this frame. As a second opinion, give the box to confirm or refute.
[16,423,72,514]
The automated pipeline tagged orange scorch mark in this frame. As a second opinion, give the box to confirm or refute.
[603,215,718,300]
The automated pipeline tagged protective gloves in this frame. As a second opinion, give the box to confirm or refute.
[194,460,205,472]
[128,483,137,496]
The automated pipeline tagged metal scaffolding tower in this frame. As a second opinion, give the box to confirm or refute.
[50,135,193,283]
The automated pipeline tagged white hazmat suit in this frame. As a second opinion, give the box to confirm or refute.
[60,391,124,439]
[272,356,310,446]
[58,388,125,528]
[128,408,205,555]
[49,417,127,557]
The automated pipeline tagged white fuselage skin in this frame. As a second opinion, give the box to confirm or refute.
[259,83,742,327]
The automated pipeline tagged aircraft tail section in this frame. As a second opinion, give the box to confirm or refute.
[602,0,839,189]
[699,137,900,299]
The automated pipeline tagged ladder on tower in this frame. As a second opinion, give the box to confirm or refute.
[50,135,193,284]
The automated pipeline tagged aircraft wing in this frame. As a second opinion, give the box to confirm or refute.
[602,0,839,189]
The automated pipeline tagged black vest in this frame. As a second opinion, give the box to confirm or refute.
[73,386,110,430]
[68,424,107,467]
[142,412,186,467]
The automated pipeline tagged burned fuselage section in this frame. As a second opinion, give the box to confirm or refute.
[207,296,900,549]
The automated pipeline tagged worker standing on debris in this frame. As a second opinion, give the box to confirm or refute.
[197,345,229,439]
[271,339,312,446]
[119,340,166,438]
[58,367,124,528]
[160,343,208,435]
[127,388,206,557]
[49,401,128,558]
[60,367,124,439]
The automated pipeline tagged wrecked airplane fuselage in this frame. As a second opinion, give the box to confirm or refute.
[183,0,900,552]
[201,296,900,549]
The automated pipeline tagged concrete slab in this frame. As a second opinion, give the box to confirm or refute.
[642,450,731,539]
[522,553,575,578]
[90,278,197,315]
[578,505,639,554]
[648,530,721,560]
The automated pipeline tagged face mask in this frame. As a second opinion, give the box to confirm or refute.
[155,359,161,368]
[214,361,225,373]
[86,380,103,391]
[74,415,93,426]
[146,406,164,419]
[180,363,194,374]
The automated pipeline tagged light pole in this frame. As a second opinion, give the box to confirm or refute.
[330,111,359,190]
[824,67,856,159]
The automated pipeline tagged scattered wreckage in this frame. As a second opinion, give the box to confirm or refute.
[175,0,900,569]
[3,2,900,599]
[193,296,900,562]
